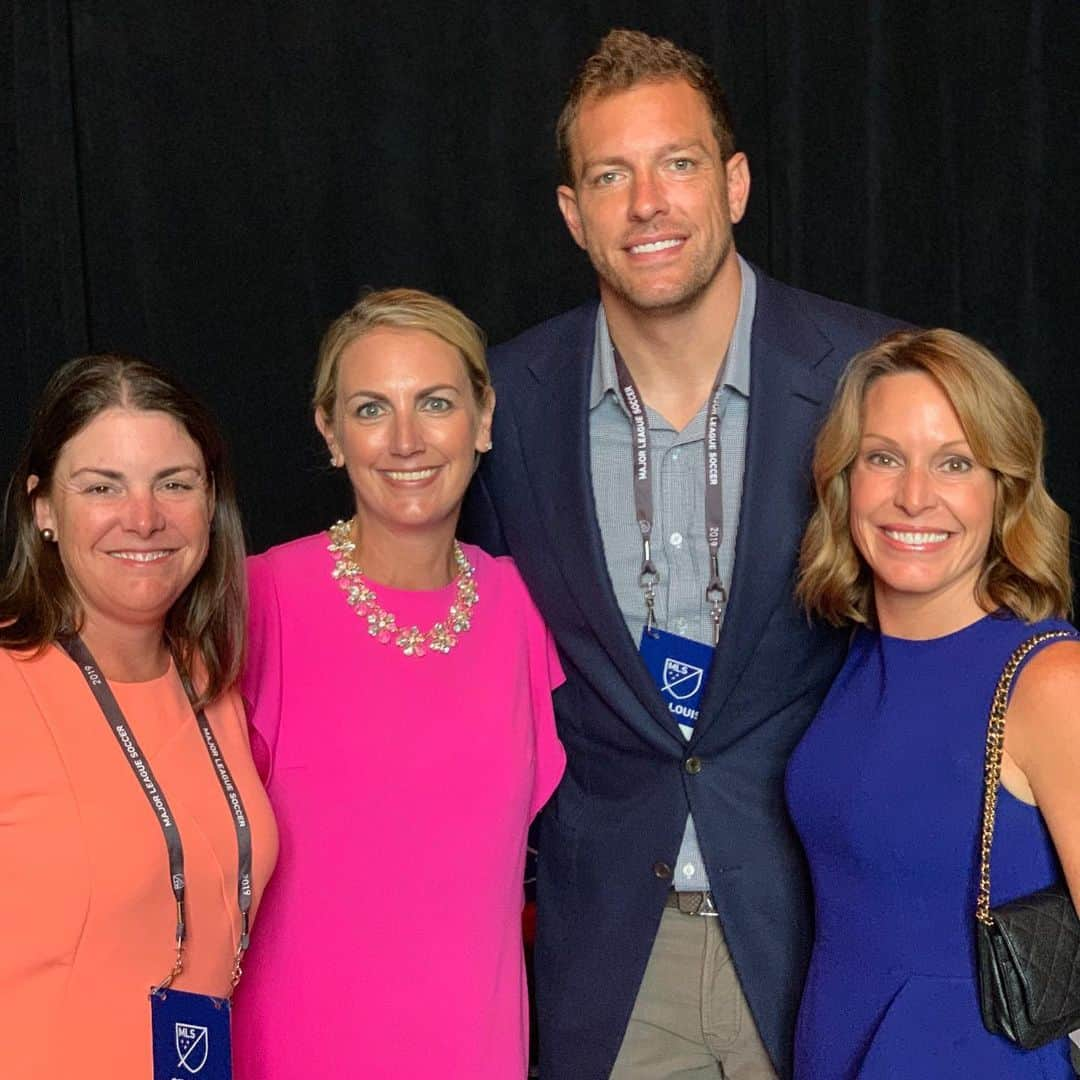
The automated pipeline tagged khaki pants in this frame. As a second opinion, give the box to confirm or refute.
[610,905,778,1079]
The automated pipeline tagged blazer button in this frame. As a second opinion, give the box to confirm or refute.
[653,861,673,880]
[685,756,703,775]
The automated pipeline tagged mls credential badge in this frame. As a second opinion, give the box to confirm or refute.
[661,657,704,701]
[151,986,231,1079]
[176,1023,209,1074]
[638,626,714,735]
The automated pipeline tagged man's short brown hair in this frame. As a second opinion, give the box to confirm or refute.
[556,28,737,185]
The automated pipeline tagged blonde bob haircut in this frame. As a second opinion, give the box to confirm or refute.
[313,287,491,421]
[797,328,1072,627]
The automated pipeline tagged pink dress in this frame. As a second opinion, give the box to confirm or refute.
[232,532,565,1079]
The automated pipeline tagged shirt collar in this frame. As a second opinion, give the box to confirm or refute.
[589,253,757,412]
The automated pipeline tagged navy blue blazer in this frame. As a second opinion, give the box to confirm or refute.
[461,269,905,1079]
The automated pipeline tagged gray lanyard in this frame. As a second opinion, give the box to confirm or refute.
[612,347,728,644]
[60,635,254,993]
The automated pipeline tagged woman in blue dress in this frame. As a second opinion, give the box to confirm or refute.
[787,328,1080,1078]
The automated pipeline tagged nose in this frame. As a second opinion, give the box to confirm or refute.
[628,169,668,221]
[389,411,424,457]
[893,465,937,516]
[123,488,167,537]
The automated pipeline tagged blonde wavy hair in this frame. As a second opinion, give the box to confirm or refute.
[313,287,490,422]
[797,329,1072,626]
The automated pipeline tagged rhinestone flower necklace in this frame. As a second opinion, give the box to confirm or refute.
[327,518,478,657]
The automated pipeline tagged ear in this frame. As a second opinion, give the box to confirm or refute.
[556,185,587,250]
[725,152,751,224]
[474,387,496,453]
[314,407,343,467]
[27,475,55,534]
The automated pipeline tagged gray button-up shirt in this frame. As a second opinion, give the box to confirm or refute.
[588,256,756,891]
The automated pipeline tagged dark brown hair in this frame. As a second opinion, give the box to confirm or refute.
[0,353,246,706]
[556,28,737,185]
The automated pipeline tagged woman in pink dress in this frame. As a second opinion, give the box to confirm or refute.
[233,288,566,1079]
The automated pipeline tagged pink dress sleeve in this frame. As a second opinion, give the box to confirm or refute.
[527,593,567,819]
[241,552,283,783]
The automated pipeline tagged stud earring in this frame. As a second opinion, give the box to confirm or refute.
[41,528,56,542]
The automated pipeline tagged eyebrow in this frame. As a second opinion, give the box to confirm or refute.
[860,434,973,450]
[344,384,463,403]
[579,140,712,173]
[69,465,204,481]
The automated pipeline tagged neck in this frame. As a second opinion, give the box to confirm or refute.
[874,582,990,641]
[602,253,742,431]
[352,515,460,590]
[78,617,171,682]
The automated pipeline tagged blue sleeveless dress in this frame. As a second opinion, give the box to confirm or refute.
[785,612,1076,1078]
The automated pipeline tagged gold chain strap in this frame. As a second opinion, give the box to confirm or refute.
[975,630,1076,925]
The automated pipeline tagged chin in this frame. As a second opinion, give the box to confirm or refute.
[114,585,187,617]
[610,259,724,314]
[617,280,708,314]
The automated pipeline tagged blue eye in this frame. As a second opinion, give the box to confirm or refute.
[591,170,622,187]
[355,401,383,419]
[422,396,452,413]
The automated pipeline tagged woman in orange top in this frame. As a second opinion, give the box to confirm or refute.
[0,354,277,1079]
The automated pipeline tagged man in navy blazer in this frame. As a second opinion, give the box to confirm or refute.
[462,29,904,1080]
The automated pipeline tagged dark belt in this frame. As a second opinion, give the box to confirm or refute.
[665,889,719,917]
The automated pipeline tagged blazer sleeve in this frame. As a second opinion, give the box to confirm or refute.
[459,465,510,557]
[526,588,567,820]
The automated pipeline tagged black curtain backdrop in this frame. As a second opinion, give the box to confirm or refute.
[3,2,1079,562]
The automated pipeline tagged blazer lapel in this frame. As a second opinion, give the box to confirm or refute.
[509,305,686,747]
[693,276,838,740]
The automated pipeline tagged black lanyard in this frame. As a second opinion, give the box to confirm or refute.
[60,636,253,992]
[612,347,729,644]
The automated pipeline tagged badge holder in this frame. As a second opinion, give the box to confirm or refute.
[636,540,716,737]
[149,929,243,1079]
[640,624,715,738]
[151,987,232,1079]
[617,350,727,734]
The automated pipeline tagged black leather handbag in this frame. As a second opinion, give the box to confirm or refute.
[976,631,1080,1049]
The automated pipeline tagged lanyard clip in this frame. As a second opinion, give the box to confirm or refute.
[228,910,251,993]
[228,948,245,993]
[639,538,659,633]
[706,556,727,647]
[151,903,186,995]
